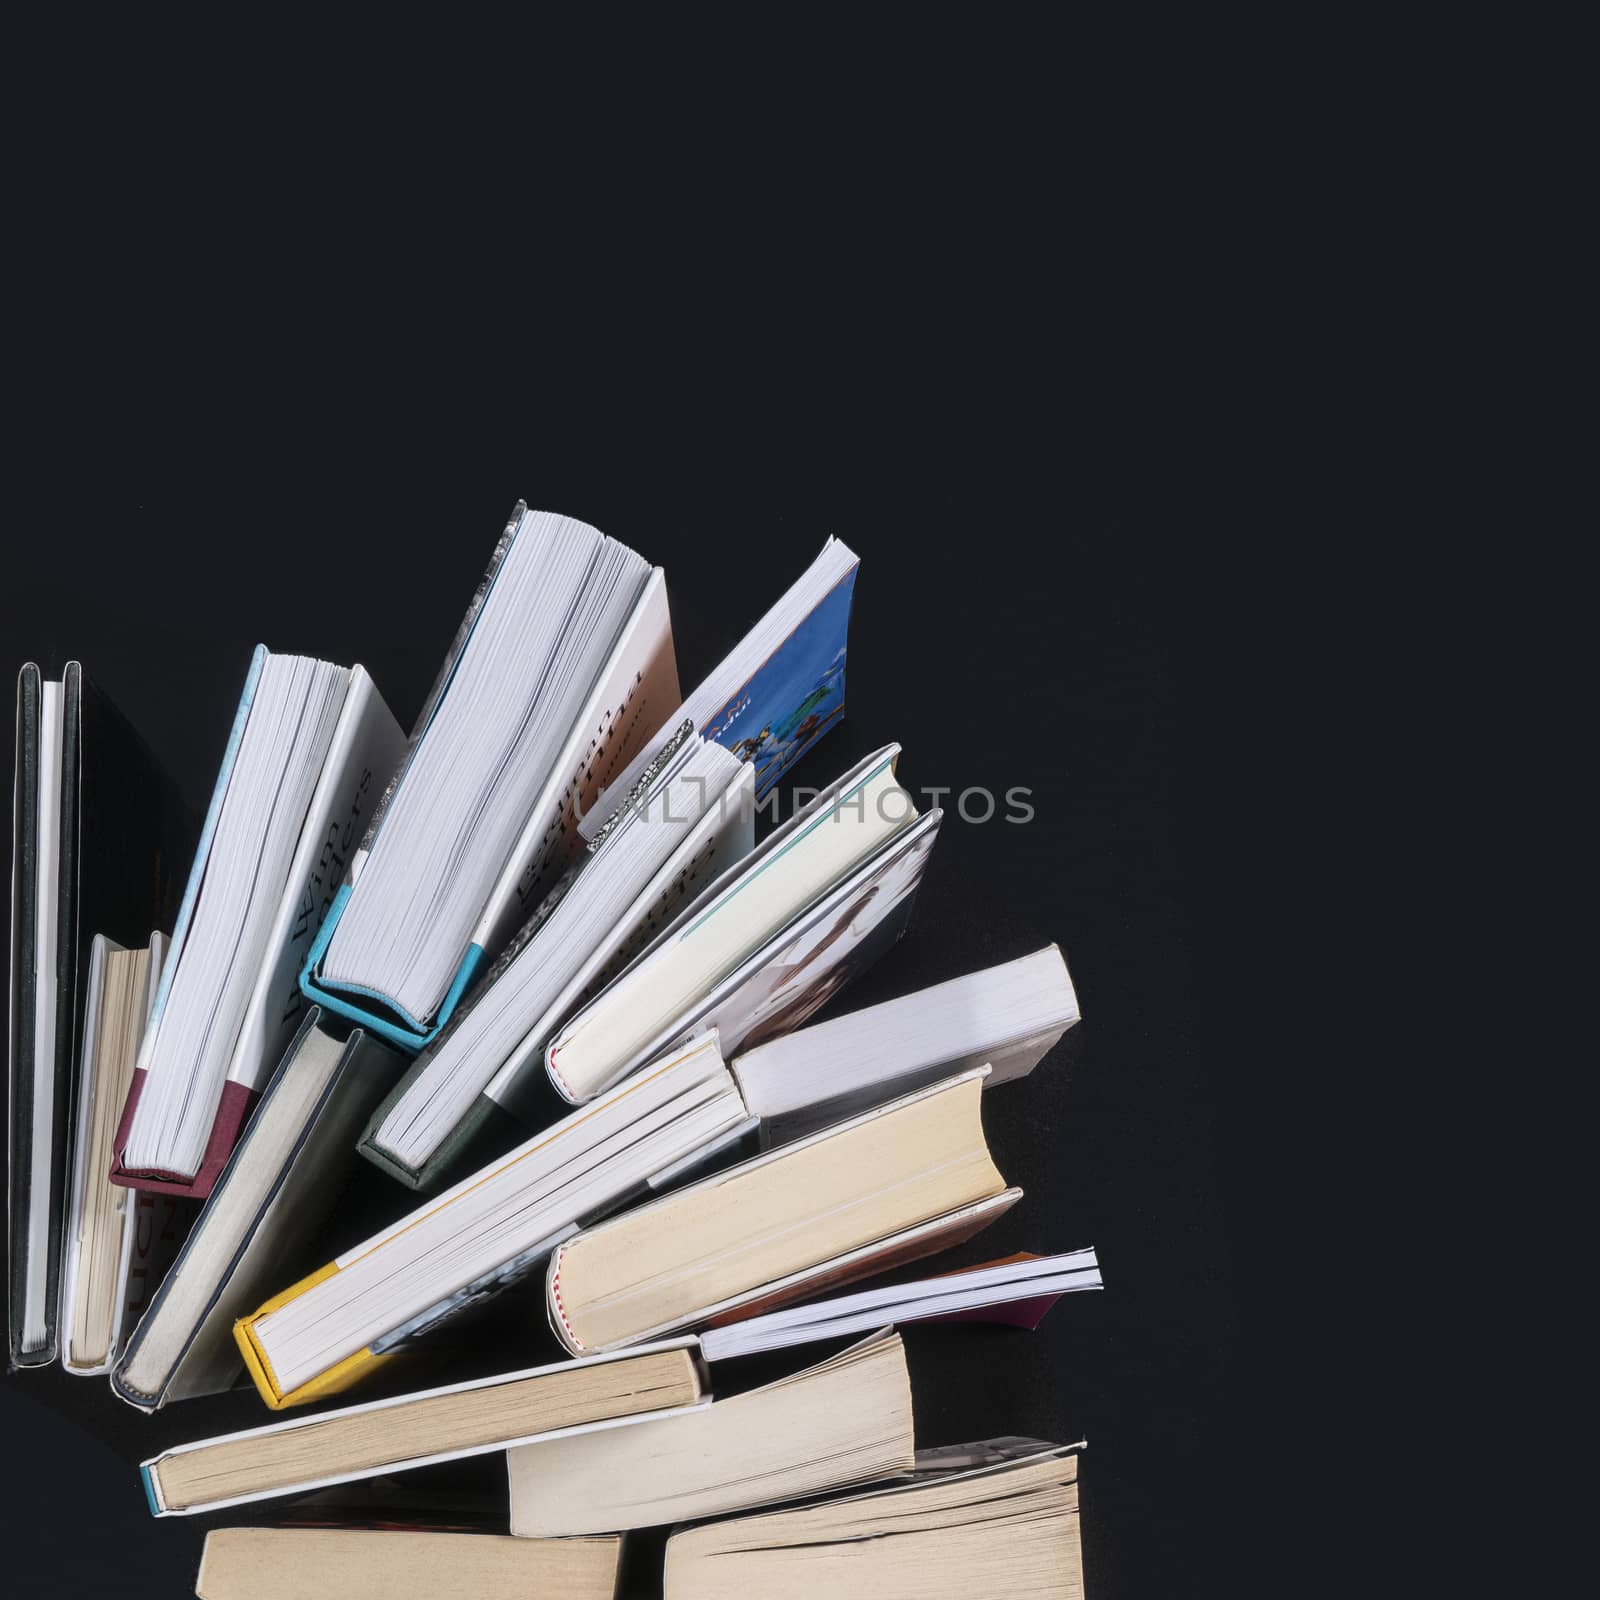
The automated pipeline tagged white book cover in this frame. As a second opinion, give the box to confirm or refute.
[731,944,1081,1136]
[698,1247,1103,1361]
[484,762,755,1120]
[228,667,405,1093]
[546,746,929,1104]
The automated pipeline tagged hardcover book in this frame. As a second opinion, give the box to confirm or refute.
[582,535,860,832]
[356,725,753,1189]
[111,1011,403,1411]
[109,647,403,1199]
[301,504,680,1054]
[547,745,940,1105]
[230,1033,751,1409]
[8,661,193,1367]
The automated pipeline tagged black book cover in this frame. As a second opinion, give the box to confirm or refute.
[7,662,195,1367]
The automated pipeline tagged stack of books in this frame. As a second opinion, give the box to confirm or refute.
[9,503,1098,1598]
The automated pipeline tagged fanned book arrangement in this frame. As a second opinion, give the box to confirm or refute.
[7,503,1097,1599]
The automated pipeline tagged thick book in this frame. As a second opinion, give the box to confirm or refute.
[140,1340,707,1516]
[509,1330,911,1537]
[108,647,403,1199]
[302,505,681,1054]
[732,944,1081,1142]
[582,535,859,832]
[545,1069,1019,1355]
[110,1010,403,1411]
[547,744,941,1104]
[8,662,193,1368]
[698,1247,1102,1360]
[196,1528,622,1600]
[59,931,191,1374]
[357,726,753,1189]
[230,1033,752,1409]
[663,1439,1086,1599]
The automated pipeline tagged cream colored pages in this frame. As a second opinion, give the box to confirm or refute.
[550,1073,1002,1352]
[549,756,914,1100]
[510,1332,913,1536]
[68,945,149,1367]
[153,1346,699,1512]
[664,1452,1081,1600]
[197,1529,622,1600]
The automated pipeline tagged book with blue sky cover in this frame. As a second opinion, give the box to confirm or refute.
[704,552,857,793]
[580,538,859,837]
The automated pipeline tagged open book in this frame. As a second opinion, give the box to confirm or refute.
[302,504,680,1053]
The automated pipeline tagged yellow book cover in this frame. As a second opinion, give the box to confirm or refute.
[233,1262,397,1410]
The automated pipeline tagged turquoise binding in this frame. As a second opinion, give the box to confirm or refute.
[298,887,486,1055]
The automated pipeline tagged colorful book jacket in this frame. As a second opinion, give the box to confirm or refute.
[580,541,861,839]
[701,557,858,797]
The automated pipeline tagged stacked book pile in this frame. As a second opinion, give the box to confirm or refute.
[9,504,1098,1598]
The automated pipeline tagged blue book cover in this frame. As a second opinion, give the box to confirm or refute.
[700,564,858,797]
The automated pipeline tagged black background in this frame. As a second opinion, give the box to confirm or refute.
[6,96,1254,1591]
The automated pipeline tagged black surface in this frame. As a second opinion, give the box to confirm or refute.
[7,193,1245,1590]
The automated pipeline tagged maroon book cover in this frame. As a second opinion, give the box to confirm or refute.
[107,1071,260,1200]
